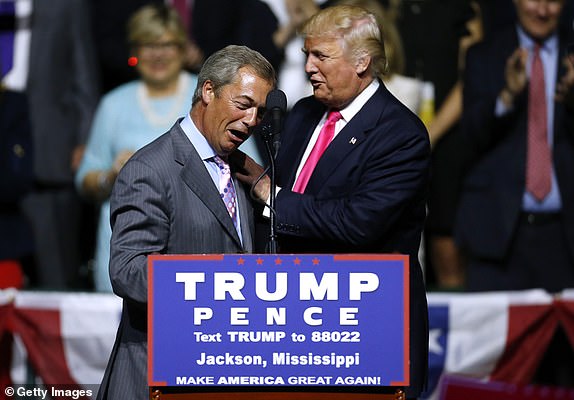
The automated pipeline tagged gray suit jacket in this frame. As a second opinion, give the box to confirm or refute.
[97,122,254,400]
[28,0,99,183]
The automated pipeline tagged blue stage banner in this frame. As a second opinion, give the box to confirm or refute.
[148,254,409,388]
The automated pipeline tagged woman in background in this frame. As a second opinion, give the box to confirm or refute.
[76,4,197,291]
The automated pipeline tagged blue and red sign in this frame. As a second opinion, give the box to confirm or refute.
[148,254,409,388]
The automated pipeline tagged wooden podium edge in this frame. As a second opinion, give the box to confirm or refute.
[150,387,406,400]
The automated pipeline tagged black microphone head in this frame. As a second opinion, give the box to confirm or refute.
[266,89,287,112]
[254,90,287,141]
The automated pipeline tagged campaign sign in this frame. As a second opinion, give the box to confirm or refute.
[148,254,409,389]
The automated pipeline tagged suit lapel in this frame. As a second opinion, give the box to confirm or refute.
[494,28,519,90]
[28,0,42,86]
[172,124,243,248]
[304,85,386,193]
[233,176,254,252]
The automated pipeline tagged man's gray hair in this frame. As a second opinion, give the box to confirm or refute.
[192,45,276,105]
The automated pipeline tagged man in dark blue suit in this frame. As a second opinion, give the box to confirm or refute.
[456,0,574,292]
[237,5,430,398]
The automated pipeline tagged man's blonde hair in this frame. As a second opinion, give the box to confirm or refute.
[301,5,388,78]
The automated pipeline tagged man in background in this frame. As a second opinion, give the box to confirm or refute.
[457,0,574,293]
[1,0,100,289]
[457,0,574,386]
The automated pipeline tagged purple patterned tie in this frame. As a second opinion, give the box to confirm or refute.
[0,0,15,78]
[213,155,238,229]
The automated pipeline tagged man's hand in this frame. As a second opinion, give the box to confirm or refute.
[71,145,85,172]
[113,150,134,176]
[230,150,271,202]
[500,47,528,106]
[285,0,319,29]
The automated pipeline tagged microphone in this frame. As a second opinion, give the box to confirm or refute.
[267,89,287,137]
[258,90,286,254]
[256,89,287,140]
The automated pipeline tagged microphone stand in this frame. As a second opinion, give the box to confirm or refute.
[261,128,278,254]
[257,88,286,255]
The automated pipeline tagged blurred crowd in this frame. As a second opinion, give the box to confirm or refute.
[1,0,574,294]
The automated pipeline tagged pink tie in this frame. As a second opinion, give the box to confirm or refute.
[526,44,551,201]
[293,110,342,193]
[213,156,238,229]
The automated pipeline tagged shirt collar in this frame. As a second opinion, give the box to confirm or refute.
[516,25,558,53]
[179,113,218,161]
[338,79,380,122]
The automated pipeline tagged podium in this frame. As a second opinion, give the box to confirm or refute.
[148,254,409,400]
[150,389,406,399]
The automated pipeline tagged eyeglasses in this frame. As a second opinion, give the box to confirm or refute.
[137,42,182,54]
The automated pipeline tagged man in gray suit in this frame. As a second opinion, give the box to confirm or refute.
[96,45,275,400]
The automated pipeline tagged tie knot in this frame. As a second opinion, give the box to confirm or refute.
[532,43,543,55]
[212,155,230,174]
[327,110,342,124]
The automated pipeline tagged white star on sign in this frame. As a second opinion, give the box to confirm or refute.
[429,328,444,355]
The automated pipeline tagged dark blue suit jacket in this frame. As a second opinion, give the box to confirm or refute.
[0,90,33,260]
[274,81,431,397]
[456,26,574,263]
